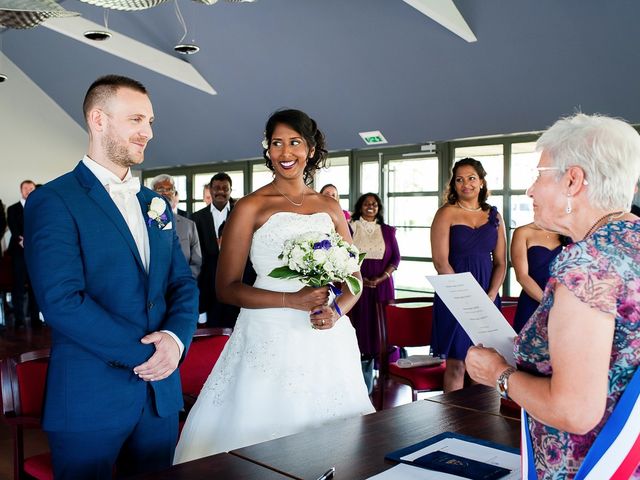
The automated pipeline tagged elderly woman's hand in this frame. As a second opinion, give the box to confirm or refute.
[465,345,511,387]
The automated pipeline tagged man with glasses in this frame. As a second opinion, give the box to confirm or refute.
[151,174,202,279]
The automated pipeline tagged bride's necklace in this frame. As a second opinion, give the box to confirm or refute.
[583,210,624,240]
[272,181,304,207]
[456,201,482,212]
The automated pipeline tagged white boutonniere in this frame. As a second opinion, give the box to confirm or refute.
[147,197,169,229]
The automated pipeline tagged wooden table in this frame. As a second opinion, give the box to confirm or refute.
[231,399,520,480]
[426,384,521,420]
[132,452,292,479]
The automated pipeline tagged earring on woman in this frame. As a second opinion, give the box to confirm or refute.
[566,193,572,214]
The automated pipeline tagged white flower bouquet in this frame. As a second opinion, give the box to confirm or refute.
[269,230,365,295]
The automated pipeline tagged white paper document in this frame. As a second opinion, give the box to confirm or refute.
[368,437,520,479]
[426,272,517,365]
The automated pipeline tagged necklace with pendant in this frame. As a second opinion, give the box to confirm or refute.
[272,181,304,207]
[583,210,624,240]
[456,201,482,212]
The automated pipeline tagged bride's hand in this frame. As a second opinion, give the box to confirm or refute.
[310,305,338,330]
[287,286,330,312]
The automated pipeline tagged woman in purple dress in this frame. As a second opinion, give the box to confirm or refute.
[349,193,400,392]
[511,222,563,332]
[430,158,507,392]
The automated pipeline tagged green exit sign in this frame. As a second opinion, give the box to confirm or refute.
[359,130,388,146]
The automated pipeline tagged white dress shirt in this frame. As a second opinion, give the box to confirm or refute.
[210,202,230,238]
[82,155,150,272]
[82,156,184,356]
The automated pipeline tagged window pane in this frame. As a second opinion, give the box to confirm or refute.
[315,156,350,195]
[395,226,431,257]
[395,260,437,293]
[193,201,207,212]
[194,172,215,202]
[510,194,534,228]
[252,164,273,192]
[511,142,539,190]
[387,196,439,227]
[361,161,379,194]
[339,199,351,213]
[454,144,504,190]
[490,195,503,220]
[195,171,244,198]
[387,157,438,192]
[509,267,522,297]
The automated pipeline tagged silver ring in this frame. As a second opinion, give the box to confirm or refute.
[321,319,325,326]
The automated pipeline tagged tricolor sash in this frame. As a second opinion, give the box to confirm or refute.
[522,365,640,479]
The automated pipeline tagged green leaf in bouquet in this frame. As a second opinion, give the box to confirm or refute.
[308,276,324,287]
[345,275,362,295]
[268,266,302,280]
[358,252,366,265]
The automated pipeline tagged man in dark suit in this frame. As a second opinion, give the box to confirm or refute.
[7,180,39,328]
[24,75,198,479]
[192,172,254,327]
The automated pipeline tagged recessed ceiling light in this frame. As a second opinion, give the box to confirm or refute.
[84,30,112,41]
[0,74,7,83]
[174,43,200,55]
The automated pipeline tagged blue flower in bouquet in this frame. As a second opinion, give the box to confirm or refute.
[269,230,365,295]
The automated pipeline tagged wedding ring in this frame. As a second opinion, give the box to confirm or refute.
[321,319,325,326]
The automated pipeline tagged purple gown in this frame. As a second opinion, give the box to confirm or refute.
[432,206,501,360]
[350,223,400,357]
[513,245,562,333]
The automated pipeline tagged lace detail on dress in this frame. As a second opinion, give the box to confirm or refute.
[351,219,385,260]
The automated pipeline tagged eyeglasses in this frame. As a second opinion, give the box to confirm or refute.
[154,187,176,194]
[531,166,589,185]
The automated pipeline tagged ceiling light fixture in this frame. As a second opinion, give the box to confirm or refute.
[174,43,199,54]
[84,10,110,41]
[0,73,7,83]
[173,0,199,55]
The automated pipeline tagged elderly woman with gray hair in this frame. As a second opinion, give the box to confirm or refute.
[466,114,640,479]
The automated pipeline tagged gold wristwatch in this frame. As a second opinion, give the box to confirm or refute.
[496,367,516,399]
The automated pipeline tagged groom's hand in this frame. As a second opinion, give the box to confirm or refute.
[133,331,181,382]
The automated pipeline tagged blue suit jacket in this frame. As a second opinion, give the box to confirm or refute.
[24,162,198,432]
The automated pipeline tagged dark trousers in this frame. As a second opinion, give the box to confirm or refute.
[47,388,178,479]
[10,254,39,325]
[206,301,240,329]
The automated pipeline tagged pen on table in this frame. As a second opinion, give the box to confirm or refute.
[316,466,335,480]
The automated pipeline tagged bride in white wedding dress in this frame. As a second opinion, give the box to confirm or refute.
[174,109,375,464]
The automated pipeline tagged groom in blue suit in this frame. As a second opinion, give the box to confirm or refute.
[24,75,198,478]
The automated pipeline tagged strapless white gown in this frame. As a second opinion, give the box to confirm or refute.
[173,212,375,464]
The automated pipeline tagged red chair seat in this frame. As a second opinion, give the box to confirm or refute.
[388,361,446,391]
[24,453,54,480]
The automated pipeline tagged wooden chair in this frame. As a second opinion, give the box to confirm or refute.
[376,298,446,410]
[179,327,232,414]
[0,349,53,480]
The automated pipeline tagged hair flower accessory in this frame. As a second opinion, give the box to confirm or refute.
[147,197,168,229]
[261,134,269,150]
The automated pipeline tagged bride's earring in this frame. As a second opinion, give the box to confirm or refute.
[566,193,572,214]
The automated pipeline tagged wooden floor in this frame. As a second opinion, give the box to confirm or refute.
[0,322,438,479]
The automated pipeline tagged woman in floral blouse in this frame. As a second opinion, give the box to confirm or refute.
[466,113,640,479]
